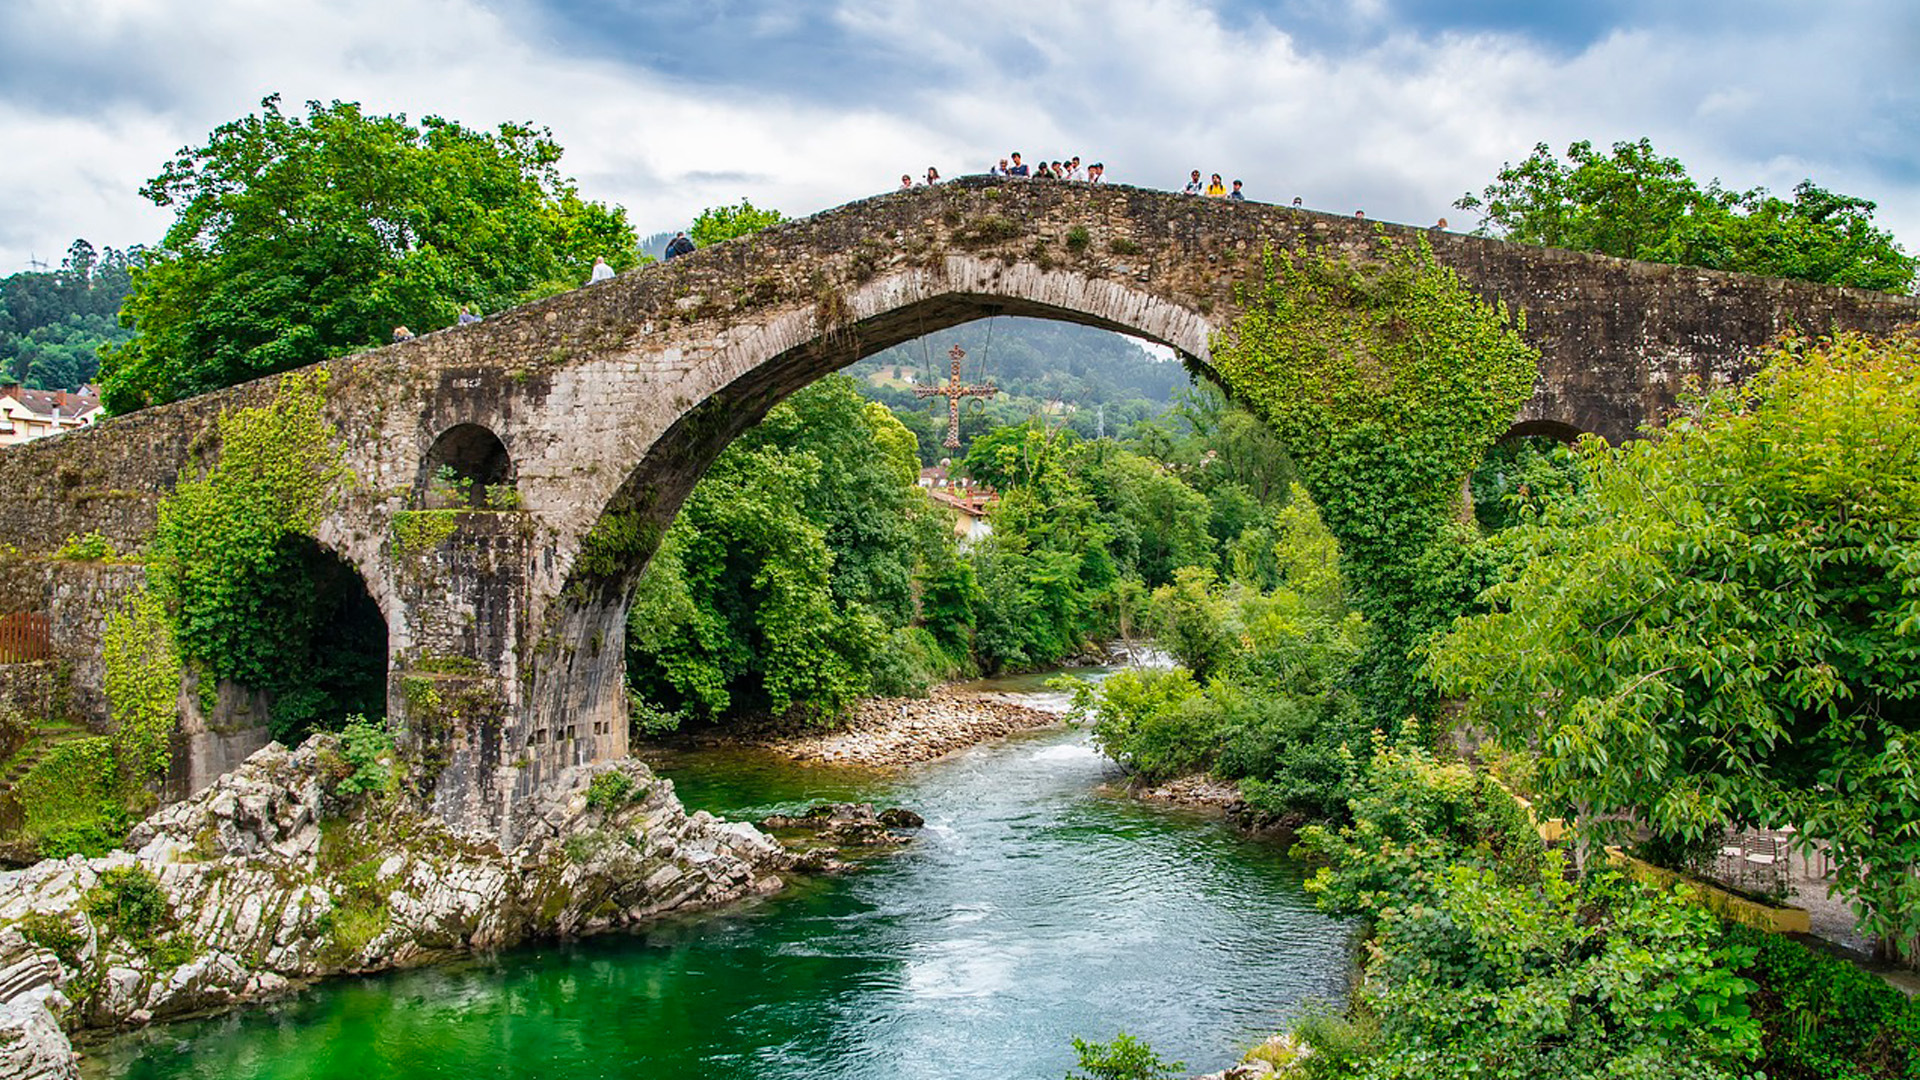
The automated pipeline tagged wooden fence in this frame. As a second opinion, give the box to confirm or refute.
[0,614,50,663]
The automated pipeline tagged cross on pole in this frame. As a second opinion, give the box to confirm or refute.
[915,343,999,448]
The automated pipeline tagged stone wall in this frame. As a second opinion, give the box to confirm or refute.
[0,560,145,726]
[162,672,273,804]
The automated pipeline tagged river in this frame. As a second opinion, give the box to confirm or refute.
[90,669,1352,1079]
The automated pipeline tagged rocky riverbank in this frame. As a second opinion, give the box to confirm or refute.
[0,735,789,1079]
[730,686,1063,767]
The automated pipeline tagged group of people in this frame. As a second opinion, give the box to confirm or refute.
[992,153,1106,183]
[1182,170,1246,201]
[902,153,1108,189]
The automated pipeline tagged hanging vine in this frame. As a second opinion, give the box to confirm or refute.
[1208,234,1537,722]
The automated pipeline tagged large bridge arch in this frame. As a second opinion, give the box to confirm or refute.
[516,265,1221,800]
[0,178,1913,838]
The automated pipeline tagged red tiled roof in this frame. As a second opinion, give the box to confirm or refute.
[0,384,101,419]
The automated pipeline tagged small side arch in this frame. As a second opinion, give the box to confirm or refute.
[1499,418,1590,445]
[418,423,514,508]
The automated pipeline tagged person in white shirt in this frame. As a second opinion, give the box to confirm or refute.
[1184,169,1203,195]
[589,257,614,283]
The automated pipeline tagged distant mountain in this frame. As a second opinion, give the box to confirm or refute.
[845,318,1192,463]
[852,318,1184,406]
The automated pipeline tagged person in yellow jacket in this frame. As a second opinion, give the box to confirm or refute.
[1205,173,1227,197]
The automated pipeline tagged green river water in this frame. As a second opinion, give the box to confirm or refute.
[91,670,1352,1079]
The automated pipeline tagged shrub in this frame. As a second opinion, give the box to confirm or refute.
[1066,1033,1184,1080]
[586,770,638,811]
[1073,667,1204,780]
[87,866,170,943]
[1291,733,1761,1080]
[54,531,115,560]
[38,821,121,860]
[1729,922,1920,1079]
[17,737,122,845]
[15,910,85,967]
[333,715,393,797]
[1291,1007,1382,1079]
[1065,225,1092,252]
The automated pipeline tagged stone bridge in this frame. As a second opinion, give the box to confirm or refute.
[1,178,1913,839]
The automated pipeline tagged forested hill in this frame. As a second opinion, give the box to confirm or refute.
[0,240,137,391]
[848,318,1188,462]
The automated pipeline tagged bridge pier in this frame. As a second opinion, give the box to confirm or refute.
[384,511,532,836]
[381,510,631,839]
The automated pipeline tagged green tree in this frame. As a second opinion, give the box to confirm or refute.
[101,95,640,411]
[626,445,884,722]
[729,376,936,624]
[689,199,786,247]
[626,377,927,722]
[1458,138,1915,293]
[1426,331,1920,956]
[1146,567,1236,680]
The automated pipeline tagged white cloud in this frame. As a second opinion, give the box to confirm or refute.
[0,0,1914,273]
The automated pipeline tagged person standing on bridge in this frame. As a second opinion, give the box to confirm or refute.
[664,232,695,260]
[1229,179,1245,201]
[901,174,914,190]
[925,166,941,185]
[1206,173,1226,197]
[1088,162,1105,183]
[1008,152,1028,177]
[1184,169,1203,195]
[590,256,614,283]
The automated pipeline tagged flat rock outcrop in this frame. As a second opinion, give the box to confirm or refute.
[0,734,787,1075]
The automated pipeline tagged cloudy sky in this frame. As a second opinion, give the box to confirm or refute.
[1,0,1915,272]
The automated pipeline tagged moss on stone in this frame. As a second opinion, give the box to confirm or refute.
[390,510,459,558]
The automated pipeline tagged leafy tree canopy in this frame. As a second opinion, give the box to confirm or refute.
[100,95,641,412]
[1458,138,1916,293]
[689,199,786,248]
[626,376,936,723]
[1426,330,1920,954]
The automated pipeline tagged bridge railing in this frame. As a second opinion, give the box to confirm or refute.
[0,613,50,663]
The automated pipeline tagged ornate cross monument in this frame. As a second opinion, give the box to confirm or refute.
[915,343,999,449]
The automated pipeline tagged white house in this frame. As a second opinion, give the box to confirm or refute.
[0,385,103,446]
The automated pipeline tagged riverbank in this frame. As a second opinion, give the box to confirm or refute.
[0,735,789,1079]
